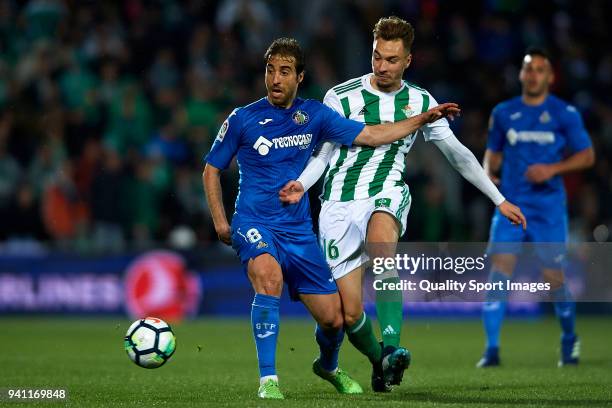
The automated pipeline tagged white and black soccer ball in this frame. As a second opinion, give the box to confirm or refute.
[124,317,176,368]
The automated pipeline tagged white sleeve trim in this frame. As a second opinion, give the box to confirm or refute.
[297,142,337,192]
[433,135,505,206]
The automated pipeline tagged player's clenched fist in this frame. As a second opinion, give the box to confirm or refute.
[215,224,232,245]
[279,181,305,204]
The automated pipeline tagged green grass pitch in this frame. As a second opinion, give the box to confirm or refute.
[0,316,611,407]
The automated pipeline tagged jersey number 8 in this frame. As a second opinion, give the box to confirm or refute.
[246,228,262,243]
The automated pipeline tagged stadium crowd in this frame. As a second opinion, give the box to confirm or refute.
[0,0,610,253]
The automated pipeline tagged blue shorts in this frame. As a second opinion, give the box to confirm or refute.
[488,207,568,268]
[231,219,336,301]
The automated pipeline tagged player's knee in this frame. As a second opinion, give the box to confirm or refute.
[259,273,282,294]
[491,254,516,276]
[249,268,283,295]
[343,307,363,327]
[366,241,396,261]
[542,268,565,290]
[318,312,343,332]
[260,280,282,295]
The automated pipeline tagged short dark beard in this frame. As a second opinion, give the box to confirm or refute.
[375,78,402,93]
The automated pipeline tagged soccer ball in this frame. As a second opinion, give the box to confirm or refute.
[124,317,176,368]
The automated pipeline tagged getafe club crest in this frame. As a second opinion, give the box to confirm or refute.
[292,110,309,125]
[539,111,551,124]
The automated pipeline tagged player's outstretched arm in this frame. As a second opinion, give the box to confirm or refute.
[203,163,232,244]
[433,134,526,229]
[279,142,336,204]
[353,103,460,147]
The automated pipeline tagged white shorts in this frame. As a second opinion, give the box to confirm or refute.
[318,184,411,280]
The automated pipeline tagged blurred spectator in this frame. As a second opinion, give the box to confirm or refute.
[97,58,122,106]
[0,112,20,211]
[90,146,126,252]
[41,160,89,242]
[126,159,162,246]
[215,0,274,58]
[23,0,67,43]
[27,138,64,200]
[4,182,47,241]
[104,83,152,155]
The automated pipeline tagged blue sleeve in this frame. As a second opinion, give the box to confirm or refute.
[562,105,592,152]
[486,106,505,152]
[318,103,364,146]
[204,109,241,170]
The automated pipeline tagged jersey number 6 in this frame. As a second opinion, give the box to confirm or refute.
[322,239,339,260]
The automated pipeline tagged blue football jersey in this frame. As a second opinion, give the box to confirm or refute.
[487,95,591,211]
[205,97,364,228]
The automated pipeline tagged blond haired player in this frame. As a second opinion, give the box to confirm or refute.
[280,16,525,391]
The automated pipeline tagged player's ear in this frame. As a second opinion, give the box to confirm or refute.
[297,70,304,84]
[405,53,412,69]
[548,70,555,86]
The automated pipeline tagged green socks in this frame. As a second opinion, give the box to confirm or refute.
[346,312,381,364]
[375,276,403,348]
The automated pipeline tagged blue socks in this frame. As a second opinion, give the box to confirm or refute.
[482,270,509,349]
[552,285,576,340]
[251,294,280,378]
[483,271,576,350]
[251,294,345,377]
[315,324,344,372]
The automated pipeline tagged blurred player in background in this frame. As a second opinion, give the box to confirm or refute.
[478,47,595,368]
[203,37,459,399]
[279,16,525,391]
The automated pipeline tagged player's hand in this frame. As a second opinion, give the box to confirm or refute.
[525,163,556,183]
[215,224,232,245]
[498,200,527,230]
[423,103,461,123]
[279,180,305,204]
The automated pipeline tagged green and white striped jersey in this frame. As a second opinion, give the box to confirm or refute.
[321,73,452,202]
